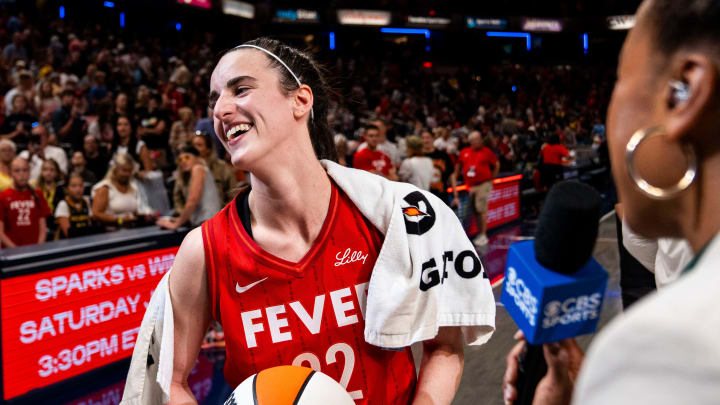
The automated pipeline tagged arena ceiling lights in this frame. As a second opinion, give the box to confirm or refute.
[381,27,431,39]
[177,0,212,9]
[522,18,563,32]
[406,15,451,27]
[221,0,255,19]
[337,9,391,26]
[466,17,507,30]
[607,15,635,30]
[274,9,319,23]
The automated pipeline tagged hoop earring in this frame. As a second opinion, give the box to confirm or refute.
[625,126,697,200]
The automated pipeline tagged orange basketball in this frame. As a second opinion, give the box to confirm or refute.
[225,365,355,405]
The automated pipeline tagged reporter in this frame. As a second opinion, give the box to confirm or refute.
[504,0,720,403]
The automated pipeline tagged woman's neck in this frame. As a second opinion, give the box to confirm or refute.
[119,136,130,146]
[248,142,332,242]
[681,152,720,252]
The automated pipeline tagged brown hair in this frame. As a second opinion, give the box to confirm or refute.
[222,38,337,162]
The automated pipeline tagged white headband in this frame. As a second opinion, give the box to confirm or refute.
[234,44,314,120]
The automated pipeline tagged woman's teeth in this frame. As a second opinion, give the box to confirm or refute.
[227,123,252,140]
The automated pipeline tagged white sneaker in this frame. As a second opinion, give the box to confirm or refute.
[473,234,489,247]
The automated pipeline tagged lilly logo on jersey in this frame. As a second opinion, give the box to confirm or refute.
[334,248,368,267]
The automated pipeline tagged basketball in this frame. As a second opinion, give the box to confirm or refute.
[224,365,355,405]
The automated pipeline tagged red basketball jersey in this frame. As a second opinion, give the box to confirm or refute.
[202,183,417,404]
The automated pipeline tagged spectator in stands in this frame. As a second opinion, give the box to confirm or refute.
[399,135,433,190]
[160,145,221,230]
[136,93,170,167]
[353,125,398,180]
[539,133,571,189]
[357,119,401,166]
[52,89,86,150]
[69,151,96,193]
[0,140,16,192]
[35,79,60,123]
[334,134,350,167]
[163,80,184,116]
[191,132,237,206]
[5,69,35,116]
[82,134,109,181]
[19,123,68,180]
[91,153,148,231]
[433,125,459,156]
[169,106,197,153]
[88,71,109,109]
[0,157,50,247]
[169,57,191,87]
[33,158,65,239]
[110,115,151,172]
[1,32,28,68]
[55,173,95,239]
[422,130,455,204]
[0,94,35,146]
[87,101,115,144]
[113,92,131,123]
[195,106,224,155]
[453,131,499,248]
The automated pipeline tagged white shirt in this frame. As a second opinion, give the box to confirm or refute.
[434,137,458,156]
[398,156,434,191]
[574,235,720,405]
[55,196,92,218]
[621,219,692,288]
[19,146,69,181]
[91,179,149,217]
[358,140,401,167]
[113,140,146,161]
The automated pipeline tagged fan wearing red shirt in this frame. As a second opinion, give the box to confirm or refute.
[540,134,571,188]
[164,38,465,405]
[0,157,50,247]
[353,125,399,181]
[451,131,498,247]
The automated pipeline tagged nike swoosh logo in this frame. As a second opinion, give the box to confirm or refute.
[236,277,268,294]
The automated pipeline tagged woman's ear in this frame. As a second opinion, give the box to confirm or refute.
[293,84,314,121]
[665,52,718,143]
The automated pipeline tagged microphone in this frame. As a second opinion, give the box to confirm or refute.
[500,181,608,404]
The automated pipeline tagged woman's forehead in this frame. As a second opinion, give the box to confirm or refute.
[211,49,271,89]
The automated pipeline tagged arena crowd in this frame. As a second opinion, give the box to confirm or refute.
[0,10,611,249]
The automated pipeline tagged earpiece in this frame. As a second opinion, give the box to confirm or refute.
[669,80,690,105]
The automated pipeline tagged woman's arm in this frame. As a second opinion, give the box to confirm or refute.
[0,220,16,247]
[168,227,211,404]
[412,327,464,405]
[161,166,205,230]
[91,186,118,224]
[138,144,152,172]
[57,216,70,238]
[37,217,47,244]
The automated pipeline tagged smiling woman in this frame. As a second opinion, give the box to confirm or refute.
[123,37,495,405]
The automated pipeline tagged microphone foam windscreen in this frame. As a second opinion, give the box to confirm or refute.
[534,181,601,274]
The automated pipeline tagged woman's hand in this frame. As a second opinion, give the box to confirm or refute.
[503,331,584,405]
[157,217,180,230]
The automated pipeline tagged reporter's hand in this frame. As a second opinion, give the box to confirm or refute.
[503,331,584,405]
[450,197,460,208]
